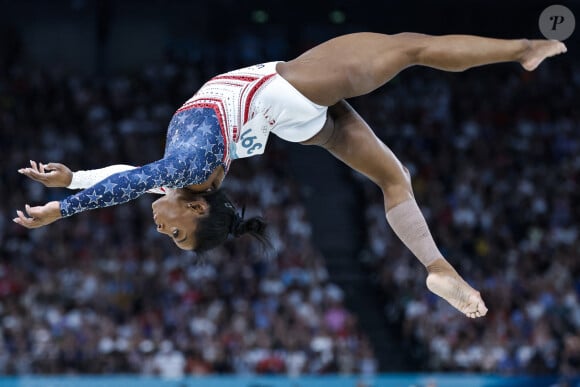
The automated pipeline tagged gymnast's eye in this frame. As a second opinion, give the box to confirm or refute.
[172,229,179,238]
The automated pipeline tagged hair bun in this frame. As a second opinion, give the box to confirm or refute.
[195,189,270,253]
[232,216,267,238]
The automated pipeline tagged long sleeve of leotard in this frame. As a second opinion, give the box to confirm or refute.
[59,155,207,218]
[68,164,166,195]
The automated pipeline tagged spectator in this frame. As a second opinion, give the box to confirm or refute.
[152,340,186,379]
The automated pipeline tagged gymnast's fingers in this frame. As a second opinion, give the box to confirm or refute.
[45,162,63,171]
[13,209,35,228]
[18,160,54,184]
[13,205,42,229]
[18,166,46,183]
[13,202,61,229]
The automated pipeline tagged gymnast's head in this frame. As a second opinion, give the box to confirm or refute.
[151,188,268,252]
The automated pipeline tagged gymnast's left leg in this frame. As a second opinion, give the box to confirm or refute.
[277,32,566,106]
[302,101,487,318]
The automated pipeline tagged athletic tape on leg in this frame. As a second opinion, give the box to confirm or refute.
[386,199,442,267]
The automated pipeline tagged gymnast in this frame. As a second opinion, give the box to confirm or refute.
[14,32,567,318]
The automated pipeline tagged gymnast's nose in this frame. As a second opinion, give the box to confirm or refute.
[155,220,165,233]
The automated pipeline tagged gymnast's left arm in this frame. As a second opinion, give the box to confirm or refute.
[13,155,200,229]
[18,160,166,194]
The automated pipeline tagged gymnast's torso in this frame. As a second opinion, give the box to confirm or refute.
[58,62,290,217]
[177,61,283,163]
[59,62,328,217]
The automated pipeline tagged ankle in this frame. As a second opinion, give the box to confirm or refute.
[426,257,455,274]
[516,39,532,61]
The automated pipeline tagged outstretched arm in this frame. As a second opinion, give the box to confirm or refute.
[14,155,206,229]
[57,156,183,218]
[19,160,166,194]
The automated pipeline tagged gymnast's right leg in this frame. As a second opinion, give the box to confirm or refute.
[302,101,488,318]
[277,32,566,106]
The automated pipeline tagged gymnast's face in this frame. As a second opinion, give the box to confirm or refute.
[151,190,208,250]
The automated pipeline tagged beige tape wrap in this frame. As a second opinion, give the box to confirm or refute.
[386,199,442,267]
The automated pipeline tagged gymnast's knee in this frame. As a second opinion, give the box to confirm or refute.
[380,164,414,203]
[392,32,431,65]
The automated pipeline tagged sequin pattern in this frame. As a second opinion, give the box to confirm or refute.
[59,108,226,217]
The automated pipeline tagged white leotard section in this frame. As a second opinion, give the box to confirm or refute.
[180,62,328,159]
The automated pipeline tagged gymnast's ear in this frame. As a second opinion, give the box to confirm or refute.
[186,199,208,215]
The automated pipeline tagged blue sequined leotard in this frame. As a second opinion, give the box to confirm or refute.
[60,107,227,217]
[59,61,327,218]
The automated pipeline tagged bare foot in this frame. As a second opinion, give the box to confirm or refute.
[426,258,488,318]
[520,39,567,71]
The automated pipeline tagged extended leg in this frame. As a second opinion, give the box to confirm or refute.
[303,101,488,318]
[278,32,566,106]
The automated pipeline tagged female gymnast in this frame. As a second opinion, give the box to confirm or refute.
[14,32,566,319]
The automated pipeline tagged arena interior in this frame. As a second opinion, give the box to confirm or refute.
[0,0,579,386]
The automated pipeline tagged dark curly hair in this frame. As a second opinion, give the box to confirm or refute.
[193,189,269,253]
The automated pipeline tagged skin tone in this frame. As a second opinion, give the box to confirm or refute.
[151,190,208,250]
[150,165,225,250]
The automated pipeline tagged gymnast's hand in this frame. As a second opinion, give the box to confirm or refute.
[13,202,62,229]
[18,160,73,188]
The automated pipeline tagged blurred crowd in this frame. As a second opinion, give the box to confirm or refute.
[356,61,580,375]
[0,55,376,376]
[1,23,579,378]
